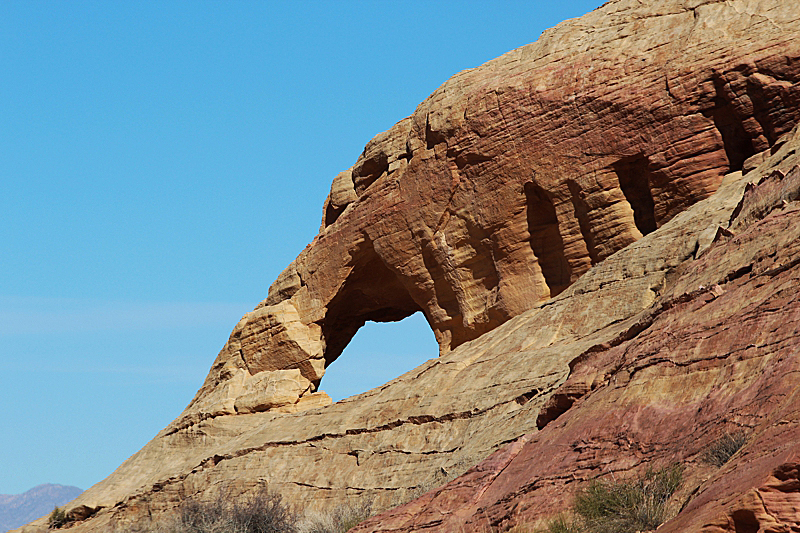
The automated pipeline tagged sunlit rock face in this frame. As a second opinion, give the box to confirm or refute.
[353,130,800,533]
[15,0,800,531]
[194,0,800,420]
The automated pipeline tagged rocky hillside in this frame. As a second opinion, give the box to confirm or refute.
[16,0,800,531]
[1,485,82,533]
[352,129,800,531]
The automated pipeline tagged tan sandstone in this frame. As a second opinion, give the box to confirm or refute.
[353,130,800,532]
[16,0,800,531]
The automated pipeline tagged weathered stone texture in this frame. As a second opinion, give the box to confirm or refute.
[352,129,800,533]
[15,0,800,531]
[189,0,800,432]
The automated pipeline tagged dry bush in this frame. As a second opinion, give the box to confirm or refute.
[181,488,296,533]
[113,487,297,533]
[298,499,372,533]
[573,465,683,533]
[539,465,683,533]
[701,432,748,467]
[47,507,69,529]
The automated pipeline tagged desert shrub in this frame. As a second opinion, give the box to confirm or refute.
[701,432,748,467]
[48,507,69,529]
[298,499,372,533]
[181,488,297,533]
[569,465,683,533]
[541,513,581,533]
[115,487,297,533]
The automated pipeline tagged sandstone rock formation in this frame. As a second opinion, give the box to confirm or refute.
[179,0,800,436]
[352,130,800,532]
[17,0,800,531]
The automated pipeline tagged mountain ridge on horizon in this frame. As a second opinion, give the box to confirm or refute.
[0,484,82,533]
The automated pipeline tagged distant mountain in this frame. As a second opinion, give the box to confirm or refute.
[0,484,82,532]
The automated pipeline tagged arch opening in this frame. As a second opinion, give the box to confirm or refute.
[317,312,438,402]
[317,238,427,392]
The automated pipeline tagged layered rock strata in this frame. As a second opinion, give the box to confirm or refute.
[17,0,800,531]
[353,127,800,532]
[182,0,800,435]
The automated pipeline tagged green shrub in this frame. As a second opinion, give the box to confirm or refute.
[548,465,683,533]
[701,432,747,467]
[48,507,70,529]
[542,513,580,533]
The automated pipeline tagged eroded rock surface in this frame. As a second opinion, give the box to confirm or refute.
[16,0,800,531]
[352,128,800,533]
[189,0,800,423]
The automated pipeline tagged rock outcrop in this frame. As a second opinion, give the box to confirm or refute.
[352,132,800,532]
[17,0,800,531]
[176,0,800,437]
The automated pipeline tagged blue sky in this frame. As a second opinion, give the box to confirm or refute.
[0,1,604,496]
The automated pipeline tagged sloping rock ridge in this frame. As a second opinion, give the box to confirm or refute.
[17,0,800,531]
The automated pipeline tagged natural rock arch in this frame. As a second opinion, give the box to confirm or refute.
[317,311,437,401]
[31,2,800,531]
[154,0,800,457]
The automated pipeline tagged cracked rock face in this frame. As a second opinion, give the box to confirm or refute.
[15,0,800,531]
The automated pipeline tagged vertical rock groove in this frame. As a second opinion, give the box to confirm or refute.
[706,77,757,172]
[567,180,601,266]
[614,155,658,236]
[525,182,571,297]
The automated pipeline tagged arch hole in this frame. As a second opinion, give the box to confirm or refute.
[320,246,422,371]
[524,183,570,297]
[613,155,658,236]
[318,312,438,401]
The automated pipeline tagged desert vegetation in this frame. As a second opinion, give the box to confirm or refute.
[297,500,373,533]
[540,465,684,533]
[46,458,479,533]
[531,432,750,532]
[47,488,371,533]
[701,432,748,467]
[48,507,69,529]
[47,434,747,533]
[168,489,296,533]
[46,463,687,533]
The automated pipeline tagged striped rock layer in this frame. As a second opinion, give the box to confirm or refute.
[18,1,800,531]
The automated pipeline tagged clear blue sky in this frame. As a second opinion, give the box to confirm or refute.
[0,1,604,496]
